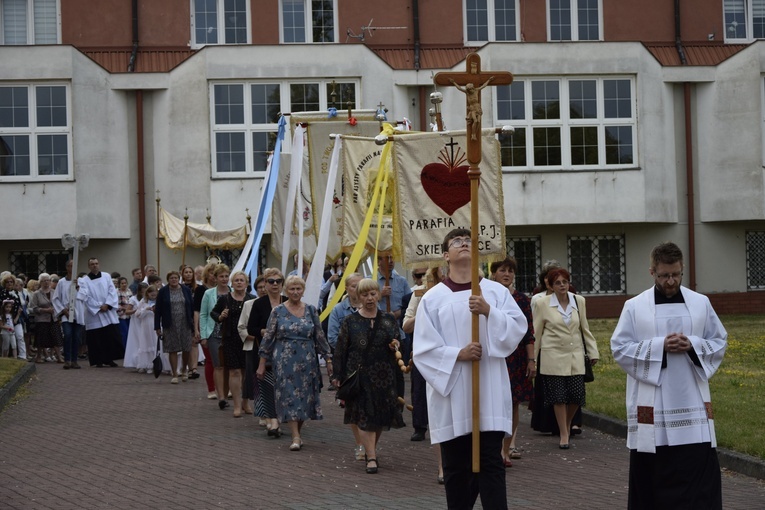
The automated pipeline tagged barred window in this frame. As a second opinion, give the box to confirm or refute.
[9,249,69,279]
[506,236,541,294]
[746,231,765,289]
[568,235,625,294]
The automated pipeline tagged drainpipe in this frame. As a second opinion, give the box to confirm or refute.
[413,0,421,70]
[675,0,696,289]
[128,0,147,268]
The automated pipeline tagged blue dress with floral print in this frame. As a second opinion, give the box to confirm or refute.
[259,303,331,423]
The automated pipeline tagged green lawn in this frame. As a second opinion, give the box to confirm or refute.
[0,357,27,389]
[586,315,765,460]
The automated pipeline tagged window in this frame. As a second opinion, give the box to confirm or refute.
[465,0,519,43]
[724,0,765,41]
[281,0,336,43]
[210,79,356,176]
[191,0,250,48]
[506,236,541,294]
[548,0,601,41]
[9,249,69,279]
[0,83,71,180]
[497,76,636,170]
[568,235,625,294]
[0,0,59,45]
[746,231,765,289]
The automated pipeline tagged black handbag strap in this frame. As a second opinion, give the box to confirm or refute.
[573,295,588,358]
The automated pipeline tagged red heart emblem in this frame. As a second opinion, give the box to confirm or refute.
[421,163,470,216]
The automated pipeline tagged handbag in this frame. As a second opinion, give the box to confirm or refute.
[152,334,163,378]
[574,296,595,383]
[336,367,360,400]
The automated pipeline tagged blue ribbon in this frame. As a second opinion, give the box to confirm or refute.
[244,116,287,280]
[327,107,337,118]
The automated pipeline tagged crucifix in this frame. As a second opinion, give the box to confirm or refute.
[434,53,513,473]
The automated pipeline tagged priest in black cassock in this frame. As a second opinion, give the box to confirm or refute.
[77,257,124,367]
[611,242,727,510]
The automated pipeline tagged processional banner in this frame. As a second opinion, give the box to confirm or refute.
[391,129,506,266]
[340,134,395,254]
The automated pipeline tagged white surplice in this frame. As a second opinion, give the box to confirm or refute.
[413,278,527,444]
[77,273,119,330]
[52,277,85,325]
[611,286,727,452]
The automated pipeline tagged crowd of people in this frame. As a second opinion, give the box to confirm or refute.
[1,234,725,509]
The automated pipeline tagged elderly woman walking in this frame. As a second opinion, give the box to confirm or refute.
[154,270,195,383]
[332,278,405,474]
[257,275,332,451]
[532,268,599,449]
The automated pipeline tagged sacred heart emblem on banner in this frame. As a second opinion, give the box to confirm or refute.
[392,130,506,266]
[420,141,470,216]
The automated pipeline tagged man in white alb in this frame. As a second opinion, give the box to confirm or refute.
[413,228,527,510]
[78,257,124,367]
[611,241,726,509]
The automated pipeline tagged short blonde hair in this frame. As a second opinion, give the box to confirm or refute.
[356,278,380,296]
[213,263,231,277]
[230,270,249,284]
[263,267,283,280]
[284,275,305,289]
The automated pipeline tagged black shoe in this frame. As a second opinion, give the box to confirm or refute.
[411,430,426,442]
[366,458,378,474]
[107,361,118,367]
[95,364,104,368]
[570,427,582,435]
[218,400,229,410]
[189,371,200,379]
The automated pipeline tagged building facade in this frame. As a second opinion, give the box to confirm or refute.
[1,0,764,315]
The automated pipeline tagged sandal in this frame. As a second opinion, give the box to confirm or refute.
[289,437,302,451]
[510,447,522,459]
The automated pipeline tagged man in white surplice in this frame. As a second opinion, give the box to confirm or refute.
[78,257,124,367]
[611,242,726,510]
[414,229,527,510]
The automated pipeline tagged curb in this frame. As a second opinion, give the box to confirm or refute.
[0,362,36,412]
[582,409,765,480]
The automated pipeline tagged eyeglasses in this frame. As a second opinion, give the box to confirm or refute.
[413,273,426,279]
[448,237,472,249]
[266,278,283,285]
[655,272,683,282]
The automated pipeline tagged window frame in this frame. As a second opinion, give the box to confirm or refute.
[567,234,626,295]
[464,0,520,45]
[189,0,251,49]
[546,0,603,42]
[279,0,338,44]
[209,78,358,178]
[0,0,61,45]
[495,75,637,171]
[724,0,765,42]
[0,82,72,182]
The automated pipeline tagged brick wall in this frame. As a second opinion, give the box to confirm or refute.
[583,291,765,318]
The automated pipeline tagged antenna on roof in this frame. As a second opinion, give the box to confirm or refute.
[346,19,407,42]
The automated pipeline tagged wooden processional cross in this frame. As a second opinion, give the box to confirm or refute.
[434,53,513,473]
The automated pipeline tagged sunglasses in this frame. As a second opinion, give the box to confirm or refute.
[413,273,426,278]
[266,278,283,285]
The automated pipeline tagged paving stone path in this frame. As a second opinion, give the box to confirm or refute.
[1,362,763,509]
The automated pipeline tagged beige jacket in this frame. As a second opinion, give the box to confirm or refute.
[532,293,599,376]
